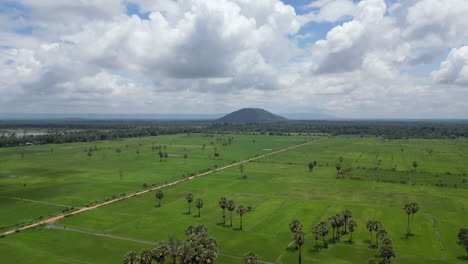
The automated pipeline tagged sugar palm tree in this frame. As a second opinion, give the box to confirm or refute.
[366,220,375,246]
[410,202,419,234]
[186,193,194,214]
[328,215,338,242]
[372,221,383,248]
[243,252,257,264]
[458,228,468,257]
[379,244,396,262]
[341,209,352,234]
[318,222,329,248]
[168,235,181,264]
[377,229,388,248]
[123,251,139,264]
[219,197,227,224]
[139,248,153,264]
[289,219,303,249]
[404,204,412,236]
[348,220,357,242]
[156,190,164,207]
[294,231,305,264]
[237,205,247,230]
[196,198,204,217]
[227,200,236,226]
[310,225,320,250]
[152,241,170,264]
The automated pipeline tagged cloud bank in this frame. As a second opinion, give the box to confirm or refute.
[0,0,467,118]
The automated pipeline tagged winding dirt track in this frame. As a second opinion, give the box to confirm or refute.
[2,137,327,237]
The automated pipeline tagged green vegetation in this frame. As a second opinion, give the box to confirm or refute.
[0,134,467,263]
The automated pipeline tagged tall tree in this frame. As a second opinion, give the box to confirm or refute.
[308,162,314,172]
[341,209,352,234]
[404,204,412,236]
[318,222,329,248]
[458,228,468,257]
[348,220,357,242]
[156,190,164,207]
[366,220,375,247]
[377,229,388,248]
[310,225,320,250]
[294,231,306,264]
[410,202,419,234]
[168,235,182,264]
[219,197,228,225]
[412,161,418,170]
[152,241,170,264]
[240,164,245,173]
[196,198,204,217]
[289,220,303,249]
[237,205,247,230]
[227,200,236,227]
[372,221,383,248]
[186,193,194,214]
[123,251,139,264]
[328,215,338,242]
[243,252,258,264]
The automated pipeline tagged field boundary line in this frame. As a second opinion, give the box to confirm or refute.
[46,224,276,264]
[0,195,74,208]
[1,137,327,237]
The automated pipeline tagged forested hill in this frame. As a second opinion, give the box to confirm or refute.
[216,108,287,123]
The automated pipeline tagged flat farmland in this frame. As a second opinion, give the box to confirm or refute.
[0,136,467,263]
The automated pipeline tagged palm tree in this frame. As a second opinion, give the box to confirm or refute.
[366,220,375,246]
[318,222,329,248]
[341,209,352,234]
[289,220,303,248]
[404,204,412,236]
[156,190,164,207]
[379,244,396,262]
[372,221,383,248]
[139,248,153,264]
[310,225,320,250]
[240,164,245,173]
[348,220,357,242]
[168,235,181,264]
[227,200,236,226]
[410,202,419,234]
[243,252,257,264]
[196,198,204,217]
[457,228,468,257]
[377,229,387,248]
[219,197,227,224]
[328,215,338,242]
[294,231,305,264]
[152,241,170,264]
[123,251,139,264]
[237,205,247,230]
[308,162,314,172]
[186,193,194,214]
[412,161,418,170]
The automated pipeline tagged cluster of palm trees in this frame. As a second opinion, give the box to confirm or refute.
[288,210,356,264]
[365,220,396,263]
[123,226,218,264]
[403,202,419,237]
[218,197,247,230]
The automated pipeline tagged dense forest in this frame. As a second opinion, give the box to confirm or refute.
[1,120,467,148]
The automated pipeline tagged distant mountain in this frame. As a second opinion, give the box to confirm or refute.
[280,112,336,120]
[216,108,287,123]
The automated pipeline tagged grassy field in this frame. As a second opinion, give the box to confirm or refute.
[0,133,312,231]
[1,135,467,263]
